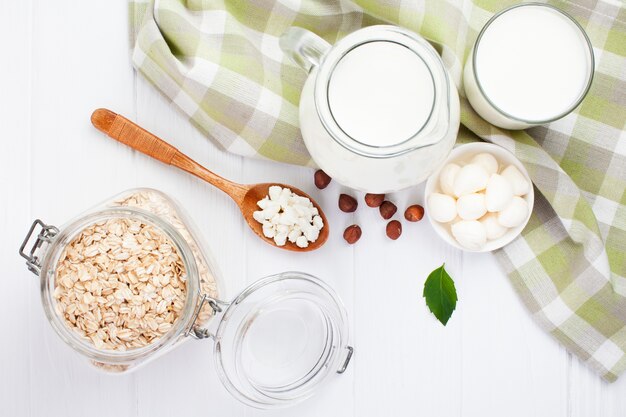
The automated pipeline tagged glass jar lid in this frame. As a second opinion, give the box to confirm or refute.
[212,272,352,409]
[314,25,453,159]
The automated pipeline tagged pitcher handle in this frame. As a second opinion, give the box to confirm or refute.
[280,27,331,72]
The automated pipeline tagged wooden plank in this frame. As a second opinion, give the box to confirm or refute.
[131,73,247,417]
[460,253,568,417]
[0,0,34,415]
[27,1,138,416]
[240,157,356,417]
[569,354,626,417]
[353,186,463,416]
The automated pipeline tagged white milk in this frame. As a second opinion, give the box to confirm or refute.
[287,25,460,192]
[327,41,435,147]
[464,4,593,128]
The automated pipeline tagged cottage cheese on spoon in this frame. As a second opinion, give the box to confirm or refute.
[253,186,324,248]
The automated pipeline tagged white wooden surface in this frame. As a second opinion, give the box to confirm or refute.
[1,1,625,416]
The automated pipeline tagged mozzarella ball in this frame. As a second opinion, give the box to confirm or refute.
[485,174,514,212]
[501,165,530,196]
[471,153,499,175]
[456,193,487,220]
[451,220,487,250]
[497,196,529,228]
[428,193,457,223]
[439,163,461,195]
[453,164,489,197]
[480,212,508,240]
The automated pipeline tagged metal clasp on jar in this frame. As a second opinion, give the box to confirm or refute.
[337,345,354,374]
[186,293,230,340]
[19,219,59,275]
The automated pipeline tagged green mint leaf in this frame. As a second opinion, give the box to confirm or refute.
[423,263,458,326]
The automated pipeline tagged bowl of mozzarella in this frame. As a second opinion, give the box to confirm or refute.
[424,142,534,252]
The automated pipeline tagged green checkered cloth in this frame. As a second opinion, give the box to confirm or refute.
[130,0,626,381]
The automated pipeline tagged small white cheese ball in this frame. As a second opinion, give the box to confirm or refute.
[471,153,499,175]
[303,225,320,242]
[287,227,302,243]
[485,174,514,212]
[439,163,461,195]
[295,235,309,248]
[451,220,487,250]
[312,215,324,229]
[262,223,276,238]
[293,204,312,220]
[456,193,487,220]
[480,212,508,240]
[256,197,270,210]
[453,164,489,197]
[297,218,312,231]
[268,185,282,201]
[428,193,457,223]
[253,210,265,223]
[278,206,297,225]
[501,165,530,196]
[278,188,292,207]
[497,196,529,228]
[274,233,287,246]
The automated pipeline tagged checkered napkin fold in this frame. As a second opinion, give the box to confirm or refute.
[130,0,626,381]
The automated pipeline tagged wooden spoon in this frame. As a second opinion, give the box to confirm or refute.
[91,108,328,252]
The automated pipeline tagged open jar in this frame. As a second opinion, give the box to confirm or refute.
[281,25,460,193]
[19,188,353,408]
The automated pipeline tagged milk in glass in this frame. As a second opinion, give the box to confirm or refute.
[464,4,594,129]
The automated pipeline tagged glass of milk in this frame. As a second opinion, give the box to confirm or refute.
[280,25,460,193]
[463,3,594,130]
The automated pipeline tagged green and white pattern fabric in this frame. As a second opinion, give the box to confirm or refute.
[130,0,626,381]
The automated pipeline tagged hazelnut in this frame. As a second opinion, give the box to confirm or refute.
[379,201,397,219]
[364,193,385,207]
[386,220,402,240]
[339,194,358,213]
[404,204,424,222]
[343,225,362,244]
[314,170,332,189]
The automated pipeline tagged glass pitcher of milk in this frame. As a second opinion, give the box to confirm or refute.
[280,25,460,193]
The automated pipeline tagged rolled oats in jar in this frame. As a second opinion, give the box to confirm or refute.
[19,188,223,373]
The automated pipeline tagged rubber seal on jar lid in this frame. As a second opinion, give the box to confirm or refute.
[212,272,352,409]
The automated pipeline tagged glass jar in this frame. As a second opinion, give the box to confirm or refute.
[281,25,461,193]
[212,272,352,408]
[19,188,352,408]
[19,188,222,372]
[463,3,594,129]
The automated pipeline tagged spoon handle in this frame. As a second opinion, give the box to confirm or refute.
[91,108,248,204]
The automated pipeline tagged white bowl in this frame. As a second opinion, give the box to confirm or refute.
[424,142,534,252]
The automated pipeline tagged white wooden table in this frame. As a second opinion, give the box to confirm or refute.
[2,1,625,416]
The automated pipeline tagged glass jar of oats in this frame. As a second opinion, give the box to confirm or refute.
[20,188,352,408]
[19,188,222,372]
